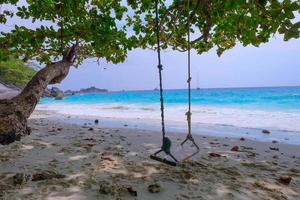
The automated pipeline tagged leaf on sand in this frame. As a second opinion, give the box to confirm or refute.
[209,153,221,157]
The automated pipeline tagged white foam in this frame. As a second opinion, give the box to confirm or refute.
[36,103,300,132]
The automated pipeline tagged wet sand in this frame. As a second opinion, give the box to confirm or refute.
[0,111,299,200]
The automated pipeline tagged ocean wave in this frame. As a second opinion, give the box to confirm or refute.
[36,102,300,133]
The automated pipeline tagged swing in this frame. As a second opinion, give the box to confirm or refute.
[150,0,200,166]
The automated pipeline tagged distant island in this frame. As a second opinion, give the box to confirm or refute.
[43,86,108,100]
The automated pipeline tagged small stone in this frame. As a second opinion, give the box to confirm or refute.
[231,146,239,152]
[279,176,292,185]
[240,137,245,141]
[269,147,279,151]
[13,173,31,185]
[262,129,270,134]
[88,127,94,131]
[148,183,161,193]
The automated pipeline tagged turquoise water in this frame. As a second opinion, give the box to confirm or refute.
[38,86,300,144]
[40,86,300,111]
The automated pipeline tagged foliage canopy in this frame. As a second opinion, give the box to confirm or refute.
[0,58,35,88]
[0,0,299,65]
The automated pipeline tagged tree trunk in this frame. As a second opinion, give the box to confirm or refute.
[0,46,77,145]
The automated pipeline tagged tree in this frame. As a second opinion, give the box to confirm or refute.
[0,0,299,145]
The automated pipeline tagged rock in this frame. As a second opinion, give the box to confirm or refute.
[32,170,65,181]
[272,140,278,144]
[88,127,94,131]
[240,137,245,141]
[279,176,292,185]
[269,147,279,151]
[64,90,76,96]
[43,87,64,99]
[148,183,161,193]
[94,119,99,124]
[231,146,239,152]
[262,129,270,134]
[54,91,64,100]
[13,173,31,185]
[42,88,52,97]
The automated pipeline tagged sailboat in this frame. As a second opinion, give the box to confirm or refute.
[196,71,200,90]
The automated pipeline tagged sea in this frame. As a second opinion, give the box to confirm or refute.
[37,86,300,145]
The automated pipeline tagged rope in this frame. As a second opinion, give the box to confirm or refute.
[155,0,166,141]
[186,0,192,136]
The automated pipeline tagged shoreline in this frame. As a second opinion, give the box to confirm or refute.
[34,108,300,145]
[0,110,299,199]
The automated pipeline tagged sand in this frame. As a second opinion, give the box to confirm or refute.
[0,110,299,200]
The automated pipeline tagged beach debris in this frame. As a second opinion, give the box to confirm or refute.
[209,153,221,157]
[231,146,239,152]
[101,156,114,162]
[262,129,270,134]
[272,140,278,144]
[94,119,99,124]
[88,127,94,131]
[269,147,279,151]
[148,183,161,193]
[126,187,138,196]
[279,176,292,185]
[32,170,65,181]
[240,137,245,141]
[13,173,31,185]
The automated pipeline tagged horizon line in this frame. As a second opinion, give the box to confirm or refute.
[107,85,300,93]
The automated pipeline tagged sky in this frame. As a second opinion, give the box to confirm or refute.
[57,36,300,91]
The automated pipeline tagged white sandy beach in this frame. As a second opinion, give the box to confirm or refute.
[0,110,299,200]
